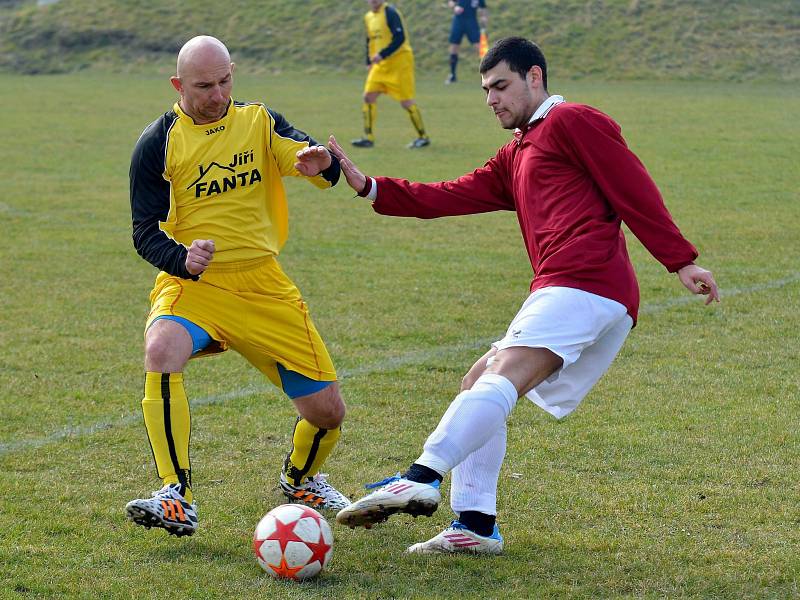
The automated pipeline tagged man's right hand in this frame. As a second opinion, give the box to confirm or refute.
[328,135,368,194]
[186,239,215,275]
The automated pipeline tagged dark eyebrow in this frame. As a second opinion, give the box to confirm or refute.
[482,78,508,92]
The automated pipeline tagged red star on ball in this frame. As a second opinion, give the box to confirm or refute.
[268,555,305,580]
[265,517,304,553]
[305,531,332,566]
[253,537,266,557]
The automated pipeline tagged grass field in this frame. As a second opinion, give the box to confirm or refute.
[1,71,799,598]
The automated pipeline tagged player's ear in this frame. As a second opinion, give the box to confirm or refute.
[230,62,236,75]
[169,76,183,94]
[527,66,543,89]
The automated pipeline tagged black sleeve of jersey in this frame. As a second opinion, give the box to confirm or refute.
[267,108,341,185]
[365,36,370,65]
[380,5,406,59]
[129,112,197,280]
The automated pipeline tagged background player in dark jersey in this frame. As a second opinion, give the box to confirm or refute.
[126,35,350,537]
[446,0,488,84]
[330,37,719,554]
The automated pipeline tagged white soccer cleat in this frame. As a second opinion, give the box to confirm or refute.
[406,520,504,555]
[125,483,198,537]
[335,474,441,528]
[280,472,351,511]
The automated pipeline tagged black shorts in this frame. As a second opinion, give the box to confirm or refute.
[449,16,480,45]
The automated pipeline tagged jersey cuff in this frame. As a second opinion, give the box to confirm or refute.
[357,177,377,200]
[320,153,341,185]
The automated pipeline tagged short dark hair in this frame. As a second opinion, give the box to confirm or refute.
[479,37,548,90]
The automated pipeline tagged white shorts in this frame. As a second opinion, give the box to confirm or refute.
[492,286,633,419]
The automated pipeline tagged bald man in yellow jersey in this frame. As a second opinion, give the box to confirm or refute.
[351,0,430,149]
[126,35,350,537]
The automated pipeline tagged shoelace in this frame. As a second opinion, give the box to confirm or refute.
[364,472,402,490]
[308,473,333,491]
[304,474,345,499]
[151,484,185,501]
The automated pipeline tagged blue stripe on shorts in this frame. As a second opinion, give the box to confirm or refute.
[277,363,333,399]
[152,315,212,355]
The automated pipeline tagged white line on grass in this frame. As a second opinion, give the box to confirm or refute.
[1,274,797,456]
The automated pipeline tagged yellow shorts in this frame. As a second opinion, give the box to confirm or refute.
[364,52,416,101]
[145,256,336,387]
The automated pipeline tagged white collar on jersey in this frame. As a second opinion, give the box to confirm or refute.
[515,94,565,134]
[528,94,565,124]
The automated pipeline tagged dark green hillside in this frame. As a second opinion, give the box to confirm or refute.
[1,0,798,80]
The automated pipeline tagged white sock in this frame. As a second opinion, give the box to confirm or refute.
[416,373,518,476]
[450,421,506,515]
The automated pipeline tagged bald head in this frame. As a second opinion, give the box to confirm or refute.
[170,35,235,124]
[176,35,231,78]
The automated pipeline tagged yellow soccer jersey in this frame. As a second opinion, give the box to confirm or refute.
[130,100,340,278]
[364,3,412,64]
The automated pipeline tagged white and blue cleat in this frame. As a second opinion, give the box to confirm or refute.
[407,520,504,555]
[335,474,441,529]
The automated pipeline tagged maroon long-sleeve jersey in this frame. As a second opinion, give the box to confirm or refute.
[372,102,698,324]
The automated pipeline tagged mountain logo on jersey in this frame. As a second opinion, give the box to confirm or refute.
[187,148,261,198]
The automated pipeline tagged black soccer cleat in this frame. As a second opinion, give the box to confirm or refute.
[351,138,375,148]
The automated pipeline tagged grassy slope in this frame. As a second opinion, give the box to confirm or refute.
[1,0,799,80]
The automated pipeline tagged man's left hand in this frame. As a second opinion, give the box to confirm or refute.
[295,145,332,176]
[677,264,720,305]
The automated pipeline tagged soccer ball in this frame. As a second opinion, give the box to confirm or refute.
[252,504,333,580]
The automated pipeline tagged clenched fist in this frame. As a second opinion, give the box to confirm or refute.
[186,239,215,275]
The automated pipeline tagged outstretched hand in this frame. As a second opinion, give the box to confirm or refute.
[328,135,368,194]
[677,264,720,305]
[295,145,332,177]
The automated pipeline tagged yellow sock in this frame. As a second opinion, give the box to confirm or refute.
[362,103,376,141]
[284,418,341,486]
[405,104,426,138]
[141,372,193,503]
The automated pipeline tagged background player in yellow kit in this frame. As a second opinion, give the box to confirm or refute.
[351,0,430,149]
[126,35,350,537]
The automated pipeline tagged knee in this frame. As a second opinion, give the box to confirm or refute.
[314,401,345,430]
[325,399,346,430]
[301,388,346,430]
[461,356,491,392]
[460,371,478,392]
[144,335,186,372]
